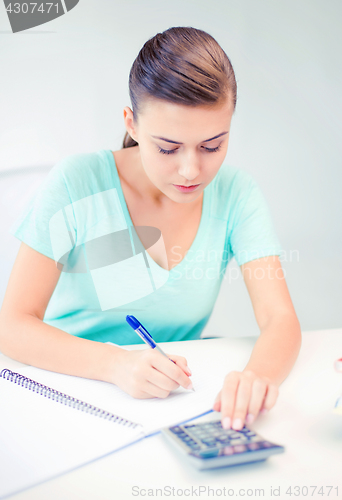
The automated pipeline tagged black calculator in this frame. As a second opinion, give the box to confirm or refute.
[162,419,285,470]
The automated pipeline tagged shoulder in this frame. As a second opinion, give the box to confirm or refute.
[48,150,112,201]
[51,150,105,179]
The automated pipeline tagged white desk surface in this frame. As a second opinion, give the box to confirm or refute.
[2,328,342,500]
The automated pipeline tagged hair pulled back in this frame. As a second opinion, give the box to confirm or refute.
[122,26,237,149]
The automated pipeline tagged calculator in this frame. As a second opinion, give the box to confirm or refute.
[162,419,285,470]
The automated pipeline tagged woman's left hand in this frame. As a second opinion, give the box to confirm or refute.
[213,370,279,430]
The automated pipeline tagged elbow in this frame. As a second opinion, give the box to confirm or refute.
[0,311,15,357]
[0,312,10,357]
[0,311,26,359]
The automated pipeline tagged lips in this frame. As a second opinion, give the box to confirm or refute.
[173,184,200,193]
[180,184,197,187]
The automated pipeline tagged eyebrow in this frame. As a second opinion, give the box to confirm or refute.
[151,131,229,144]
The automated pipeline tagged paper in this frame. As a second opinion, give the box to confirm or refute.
[0,375,143,499]
[0,342,229,498]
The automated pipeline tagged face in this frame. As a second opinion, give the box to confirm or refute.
[123,97,234,205]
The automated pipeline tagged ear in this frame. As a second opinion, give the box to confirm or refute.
[123,106,139,143]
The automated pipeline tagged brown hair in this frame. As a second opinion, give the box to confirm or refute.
[122,26,237,149]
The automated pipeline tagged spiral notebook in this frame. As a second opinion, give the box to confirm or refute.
[0,342,229,499]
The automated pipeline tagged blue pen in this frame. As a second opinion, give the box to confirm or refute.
[125,315,194,391]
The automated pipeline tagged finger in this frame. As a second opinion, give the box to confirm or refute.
[220,372,240,429]
[141,379,172,399]
[146,366,180,392]
[168,354,192,376]
[151,352,193,390]
[231,373,254,430]
[245,377,268,425]
[126,386,160,400]
[260,383,279,413]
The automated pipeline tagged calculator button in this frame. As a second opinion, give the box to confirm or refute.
[249,435,263,442]
[222,446,234,455]
[186,442,201,450]
[177,432,187,439]
[230,438,245,445]
[216,435,231,443]
[238,428,250,433]
[198,448,220,458]
[233,444,247,453]
[260,441,274,448]
[194,434,207,440]
[200,438,217,446]
[247,442,261,451]
[230,432,242,439]
[170,426,184,434]
[196,424,207,430]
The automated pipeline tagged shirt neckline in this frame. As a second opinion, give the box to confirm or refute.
[104,149,210,274]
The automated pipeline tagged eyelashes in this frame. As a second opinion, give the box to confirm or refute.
[158,144,222,155]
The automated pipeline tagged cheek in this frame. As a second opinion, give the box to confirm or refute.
[143,155,172,183]
[151,156,174,176]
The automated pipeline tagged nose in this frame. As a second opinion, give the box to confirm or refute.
[177,152,201,182]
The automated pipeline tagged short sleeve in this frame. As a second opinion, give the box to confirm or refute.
[228,171,283,266]
[10,158,75,261]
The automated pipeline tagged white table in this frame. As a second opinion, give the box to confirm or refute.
[3,328,342,500]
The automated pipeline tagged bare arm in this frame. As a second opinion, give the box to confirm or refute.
[214,256,301,429]
[0,242,192,395]
[0,242,122,383]
[240,255,302,385]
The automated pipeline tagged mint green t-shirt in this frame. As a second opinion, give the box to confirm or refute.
[10,149,283,344]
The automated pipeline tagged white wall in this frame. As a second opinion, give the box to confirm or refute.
[0,0,341,335]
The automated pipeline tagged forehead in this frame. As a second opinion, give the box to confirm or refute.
[139,98,233,134]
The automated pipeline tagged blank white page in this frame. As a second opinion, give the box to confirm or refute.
[0,375,144,499]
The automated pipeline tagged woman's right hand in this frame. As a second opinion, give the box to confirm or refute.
[110,348,193,399]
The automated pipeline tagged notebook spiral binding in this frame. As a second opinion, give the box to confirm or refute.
[0,368,139,429]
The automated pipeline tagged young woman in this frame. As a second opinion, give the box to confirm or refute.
[0,27,301,432]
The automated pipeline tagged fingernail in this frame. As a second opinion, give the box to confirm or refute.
[246,413,255,424]
[260,408,268,415]
[232,418,243,430]
[222,417,231,429]
[187,367,192,376]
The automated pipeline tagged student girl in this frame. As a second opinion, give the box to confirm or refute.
[0,26,301,432]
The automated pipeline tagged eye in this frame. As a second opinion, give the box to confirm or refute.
[157,144,222,155]
[158,147,176,155]
[203,145,222,153]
